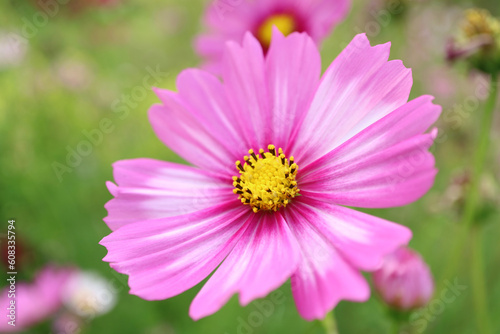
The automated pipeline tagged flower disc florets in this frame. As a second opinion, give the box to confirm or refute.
[233,145,299,213]
[256,14,297,48]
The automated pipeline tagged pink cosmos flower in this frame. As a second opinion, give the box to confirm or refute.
[373,247,434,310]
[101,30,441,320]
[0,266,74,332]
[195,0,350,73]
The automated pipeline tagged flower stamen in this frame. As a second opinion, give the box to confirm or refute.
[257,14,296,49]
[233,145,299,213]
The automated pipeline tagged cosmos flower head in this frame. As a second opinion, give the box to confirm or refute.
[101,30,441,320]
[372,247,434,311]
[447,8,500,74]
[195,0,350,73]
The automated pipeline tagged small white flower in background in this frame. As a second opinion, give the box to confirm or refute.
[62,271,117,318]
[0,31,28,69]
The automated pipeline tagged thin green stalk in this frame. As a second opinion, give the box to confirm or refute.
[439,73,497,332]
[391,320,401,334]
[321,310,339,334]
[470,227,492,334]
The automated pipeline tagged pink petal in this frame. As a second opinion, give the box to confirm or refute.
[194,5,252,71]
[222,32,271,151]
[149,90,235,178]
[201,1,254,34]
[100,202,252,301]
[189,212,300,320]
[293,197,412,271]
[292,33,413,166]
[195,0,349,74]
[193,34,228,75]
[104,159,235,231]
[152,31,321,171]
[282,206,370,320]
[174,69,247,160]
[298,0,351,41]
[266,29,321,151]
[299,96,441,208]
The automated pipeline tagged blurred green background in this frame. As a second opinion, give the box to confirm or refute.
[1,0,499,333]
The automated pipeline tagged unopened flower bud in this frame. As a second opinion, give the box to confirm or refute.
[373,247,434,311]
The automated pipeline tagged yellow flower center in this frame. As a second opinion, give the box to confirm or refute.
[257,14,296,48]
[233,145,299,213]
[462,9,500,38]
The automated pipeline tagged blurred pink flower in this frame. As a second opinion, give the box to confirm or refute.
[0,266,116,332]
[195,0,350,73]
[101,31,441,320]
[373,247,434,311]
[0,266,74,332]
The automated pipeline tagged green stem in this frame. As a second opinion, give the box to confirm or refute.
[439,73,497,332]
[470,227,491,334]
[391,320,400,334]
[321,310,339,334]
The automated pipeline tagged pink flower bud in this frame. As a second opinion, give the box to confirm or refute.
[373,247,434,311]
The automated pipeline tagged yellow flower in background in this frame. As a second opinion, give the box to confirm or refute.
[447,8,500,74]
